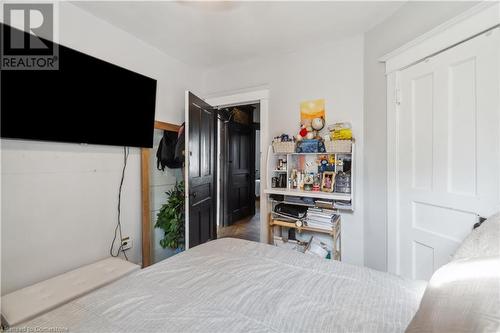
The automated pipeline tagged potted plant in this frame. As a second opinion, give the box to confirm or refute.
[155,181,185,252]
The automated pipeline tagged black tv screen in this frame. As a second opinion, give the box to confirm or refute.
[1,24,157,148]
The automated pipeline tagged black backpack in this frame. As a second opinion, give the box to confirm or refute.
[156,130,182,170]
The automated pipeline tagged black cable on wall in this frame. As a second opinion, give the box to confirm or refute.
[110,146,130,260]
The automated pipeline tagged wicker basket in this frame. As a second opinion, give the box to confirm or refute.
[325,140,352,153]
[273,141,295,154]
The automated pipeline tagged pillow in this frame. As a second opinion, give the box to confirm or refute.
[406,256,500,333]
[453,212,500,260]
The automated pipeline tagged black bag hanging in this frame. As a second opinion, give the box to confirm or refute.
[173,123,185,165]
[156,130,182,170]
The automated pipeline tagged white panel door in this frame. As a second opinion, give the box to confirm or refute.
[397,28,500,280]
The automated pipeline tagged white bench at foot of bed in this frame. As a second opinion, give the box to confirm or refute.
[1,257,140,327]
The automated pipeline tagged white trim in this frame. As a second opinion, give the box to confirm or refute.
[386,72,399,274]
[206,89,270,244]
[380,2,499,73]
[206,89,269,107]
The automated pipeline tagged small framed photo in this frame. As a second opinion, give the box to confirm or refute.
[321,172,335,192]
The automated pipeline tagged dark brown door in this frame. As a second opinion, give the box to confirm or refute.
[228,121,254,224]
[187,92,216,248]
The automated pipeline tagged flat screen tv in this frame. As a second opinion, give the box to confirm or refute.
[1,24,157,148]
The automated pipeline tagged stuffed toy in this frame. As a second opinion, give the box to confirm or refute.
[298,125,308,140]
[298,118,327,141]
[297,121,315,140]
[311,117,324,131]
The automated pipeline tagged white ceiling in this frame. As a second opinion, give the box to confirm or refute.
[73,1,405,68]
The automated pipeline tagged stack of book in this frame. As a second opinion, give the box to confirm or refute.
[306,208,340,230]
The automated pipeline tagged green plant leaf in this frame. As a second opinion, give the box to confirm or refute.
[154,181,185,250]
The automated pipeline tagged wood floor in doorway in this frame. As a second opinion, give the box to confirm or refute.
[218,200,260,242]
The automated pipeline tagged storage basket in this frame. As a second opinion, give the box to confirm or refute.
[295,140,326,153]
[325,140,352,153]
[273,141,295,153]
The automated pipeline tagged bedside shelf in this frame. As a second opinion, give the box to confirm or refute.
[265,143,353,260]
[265,143,355,209]
[264,188,351,201]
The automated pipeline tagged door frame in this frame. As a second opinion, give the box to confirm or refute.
[381,2,499,274]
[206,89,270,243]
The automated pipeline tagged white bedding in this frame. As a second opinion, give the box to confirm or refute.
[20,238,426,332]
[406,256,500,333]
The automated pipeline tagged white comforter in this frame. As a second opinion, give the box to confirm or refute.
[21,238,425,332]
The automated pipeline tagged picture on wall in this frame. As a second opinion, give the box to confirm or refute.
[321,171,335,192]
[300,99,325,127]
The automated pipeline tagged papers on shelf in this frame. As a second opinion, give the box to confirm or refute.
[315,199,334,209]
[283,195,316,206]
[305,237,330,258]
[334,200,352,210]
[273,236,308,253]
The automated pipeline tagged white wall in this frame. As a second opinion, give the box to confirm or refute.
[363,1,479,271]
[1,2,201,294]
[203,35,365,266]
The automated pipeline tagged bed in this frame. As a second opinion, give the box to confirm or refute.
[14,238,426,333]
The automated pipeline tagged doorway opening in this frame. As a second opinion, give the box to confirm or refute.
[217,103,260,242]
[185,90,268,249]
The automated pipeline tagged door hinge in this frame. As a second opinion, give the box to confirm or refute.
[395,88,401,105]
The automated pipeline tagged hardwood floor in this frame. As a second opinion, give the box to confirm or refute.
[218,200,260,242]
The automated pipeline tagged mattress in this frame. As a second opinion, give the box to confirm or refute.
[20,238,426,332]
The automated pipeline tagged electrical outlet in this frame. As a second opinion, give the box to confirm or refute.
[121,237,133,251]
